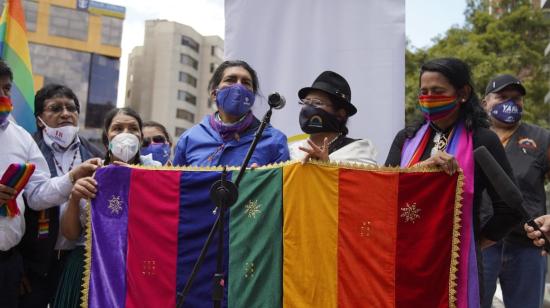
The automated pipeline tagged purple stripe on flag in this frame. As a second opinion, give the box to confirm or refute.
[88,166,132,308]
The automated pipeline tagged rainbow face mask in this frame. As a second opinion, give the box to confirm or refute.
[418,95,459,121]
[0,96,13,125]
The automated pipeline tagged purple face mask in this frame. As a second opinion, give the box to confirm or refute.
[141,143,170,165]
[216,83,255,117]
[490,99,522,124]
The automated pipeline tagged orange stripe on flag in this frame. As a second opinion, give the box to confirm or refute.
[8,0,26,32]
[283,163,338,308]
[337,170,398,307]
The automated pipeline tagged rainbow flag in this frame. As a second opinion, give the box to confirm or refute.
[83,163,464,307]
[0,0,35,133]
[0,162,35,217]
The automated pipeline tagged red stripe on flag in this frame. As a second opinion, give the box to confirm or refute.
[338,170,398,307]
[396,172,457,307]
[125,169,181,308]
[8,0,27,31]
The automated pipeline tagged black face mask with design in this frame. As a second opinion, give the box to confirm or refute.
[299,105,344,134]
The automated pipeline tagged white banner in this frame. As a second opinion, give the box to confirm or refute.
[224,0,405,161]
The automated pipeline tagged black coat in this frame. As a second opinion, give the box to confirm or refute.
[17,132,103,276]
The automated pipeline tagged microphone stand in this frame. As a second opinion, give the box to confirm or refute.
[176,106,275,308]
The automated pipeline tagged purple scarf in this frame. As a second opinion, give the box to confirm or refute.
[209,112,255,141]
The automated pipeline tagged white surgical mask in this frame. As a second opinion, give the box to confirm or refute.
[38,117,79,148]
[109,133,140,163]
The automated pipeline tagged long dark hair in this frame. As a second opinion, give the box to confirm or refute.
[208,60,260,94]
[406,58,489,137]
[102,107,143,165]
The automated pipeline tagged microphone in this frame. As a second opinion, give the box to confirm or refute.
[474,146,550,252]
[267,92,285,109]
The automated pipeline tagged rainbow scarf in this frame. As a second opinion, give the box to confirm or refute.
[0,95,12,125]
[83,163,465,307]
[0,0,36,133]
[418,95,459,121]
[0,163,35,217]
[401,120,478,308]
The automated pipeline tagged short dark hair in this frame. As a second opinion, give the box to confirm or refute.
[34,84,80,117]
[102,107,143,164]
[207,60,260,94]
[143,120,172,146]
[419,57,489,131]
[0,60,13,81]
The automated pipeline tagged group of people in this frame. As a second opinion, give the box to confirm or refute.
[0,55,549,307]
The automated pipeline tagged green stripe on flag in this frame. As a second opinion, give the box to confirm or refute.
[3,44,34,107]
[229,168,283,307]
[0,22,6,45]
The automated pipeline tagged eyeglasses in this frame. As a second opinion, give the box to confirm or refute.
[142,135,167,147]
[298,98,330,108]
[44,103,78,114]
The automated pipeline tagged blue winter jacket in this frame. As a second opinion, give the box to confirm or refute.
[173,115,289,167]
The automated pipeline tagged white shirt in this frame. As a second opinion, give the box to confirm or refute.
[0,121,73,251]
[289,138,378,165]
[43,131,82,250]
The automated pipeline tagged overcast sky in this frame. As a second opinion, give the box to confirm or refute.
[108,0,466,106]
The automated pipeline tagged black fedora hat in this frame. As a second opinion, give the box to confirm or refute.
[298,71,357,116]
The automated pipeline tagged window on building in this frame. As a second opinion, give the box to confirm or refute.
[180,54,198,70]
[85,54,119,128]
[210,62,218,73]
[23,0,38,32]
[177,90,197,105]
[49,5,89,41]
[181,35,199,53]
[28,43,92,125]
[211,45,223,58]
[178,71,197,87]
[101,16,123,46]
[176,108,195,123]
[175,127,186,137]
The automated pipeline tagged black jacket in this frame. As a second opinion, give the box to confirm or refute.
[18,132,103,276]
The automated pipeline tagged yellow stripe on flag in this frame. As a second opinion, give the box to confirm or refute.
[282,163,338,307]
[6,17,32,70]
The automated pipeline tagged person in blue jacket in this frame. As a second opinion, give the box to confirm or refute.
[173,60,289,167]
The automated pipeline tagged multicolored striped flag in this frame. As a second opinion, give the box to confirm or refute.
[83,163,465,308]
[0,0,36,133]
[0,162,35,217]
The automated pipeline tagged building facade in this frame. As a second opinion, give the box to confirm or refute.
[125,20,224,139]
[8,0,125,141]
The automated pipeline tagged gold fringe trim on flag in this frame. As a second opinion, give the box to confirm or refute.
[448,170,465,308]
[80,199,93,308]
[105,159,449,174]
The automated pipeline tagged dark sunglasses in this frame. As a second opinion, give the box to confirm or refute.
[44,103,78,114]
[142,135,167,147]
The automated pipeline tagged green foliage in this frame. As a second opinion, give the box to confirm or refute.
[406,4,550,127]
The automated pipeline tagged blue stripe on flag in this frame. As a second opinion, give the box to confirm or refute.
[177,171,231,307]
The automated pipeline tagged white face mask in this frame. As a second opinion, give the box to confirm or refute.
[39,117,79,148]
[109,133,140,163]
